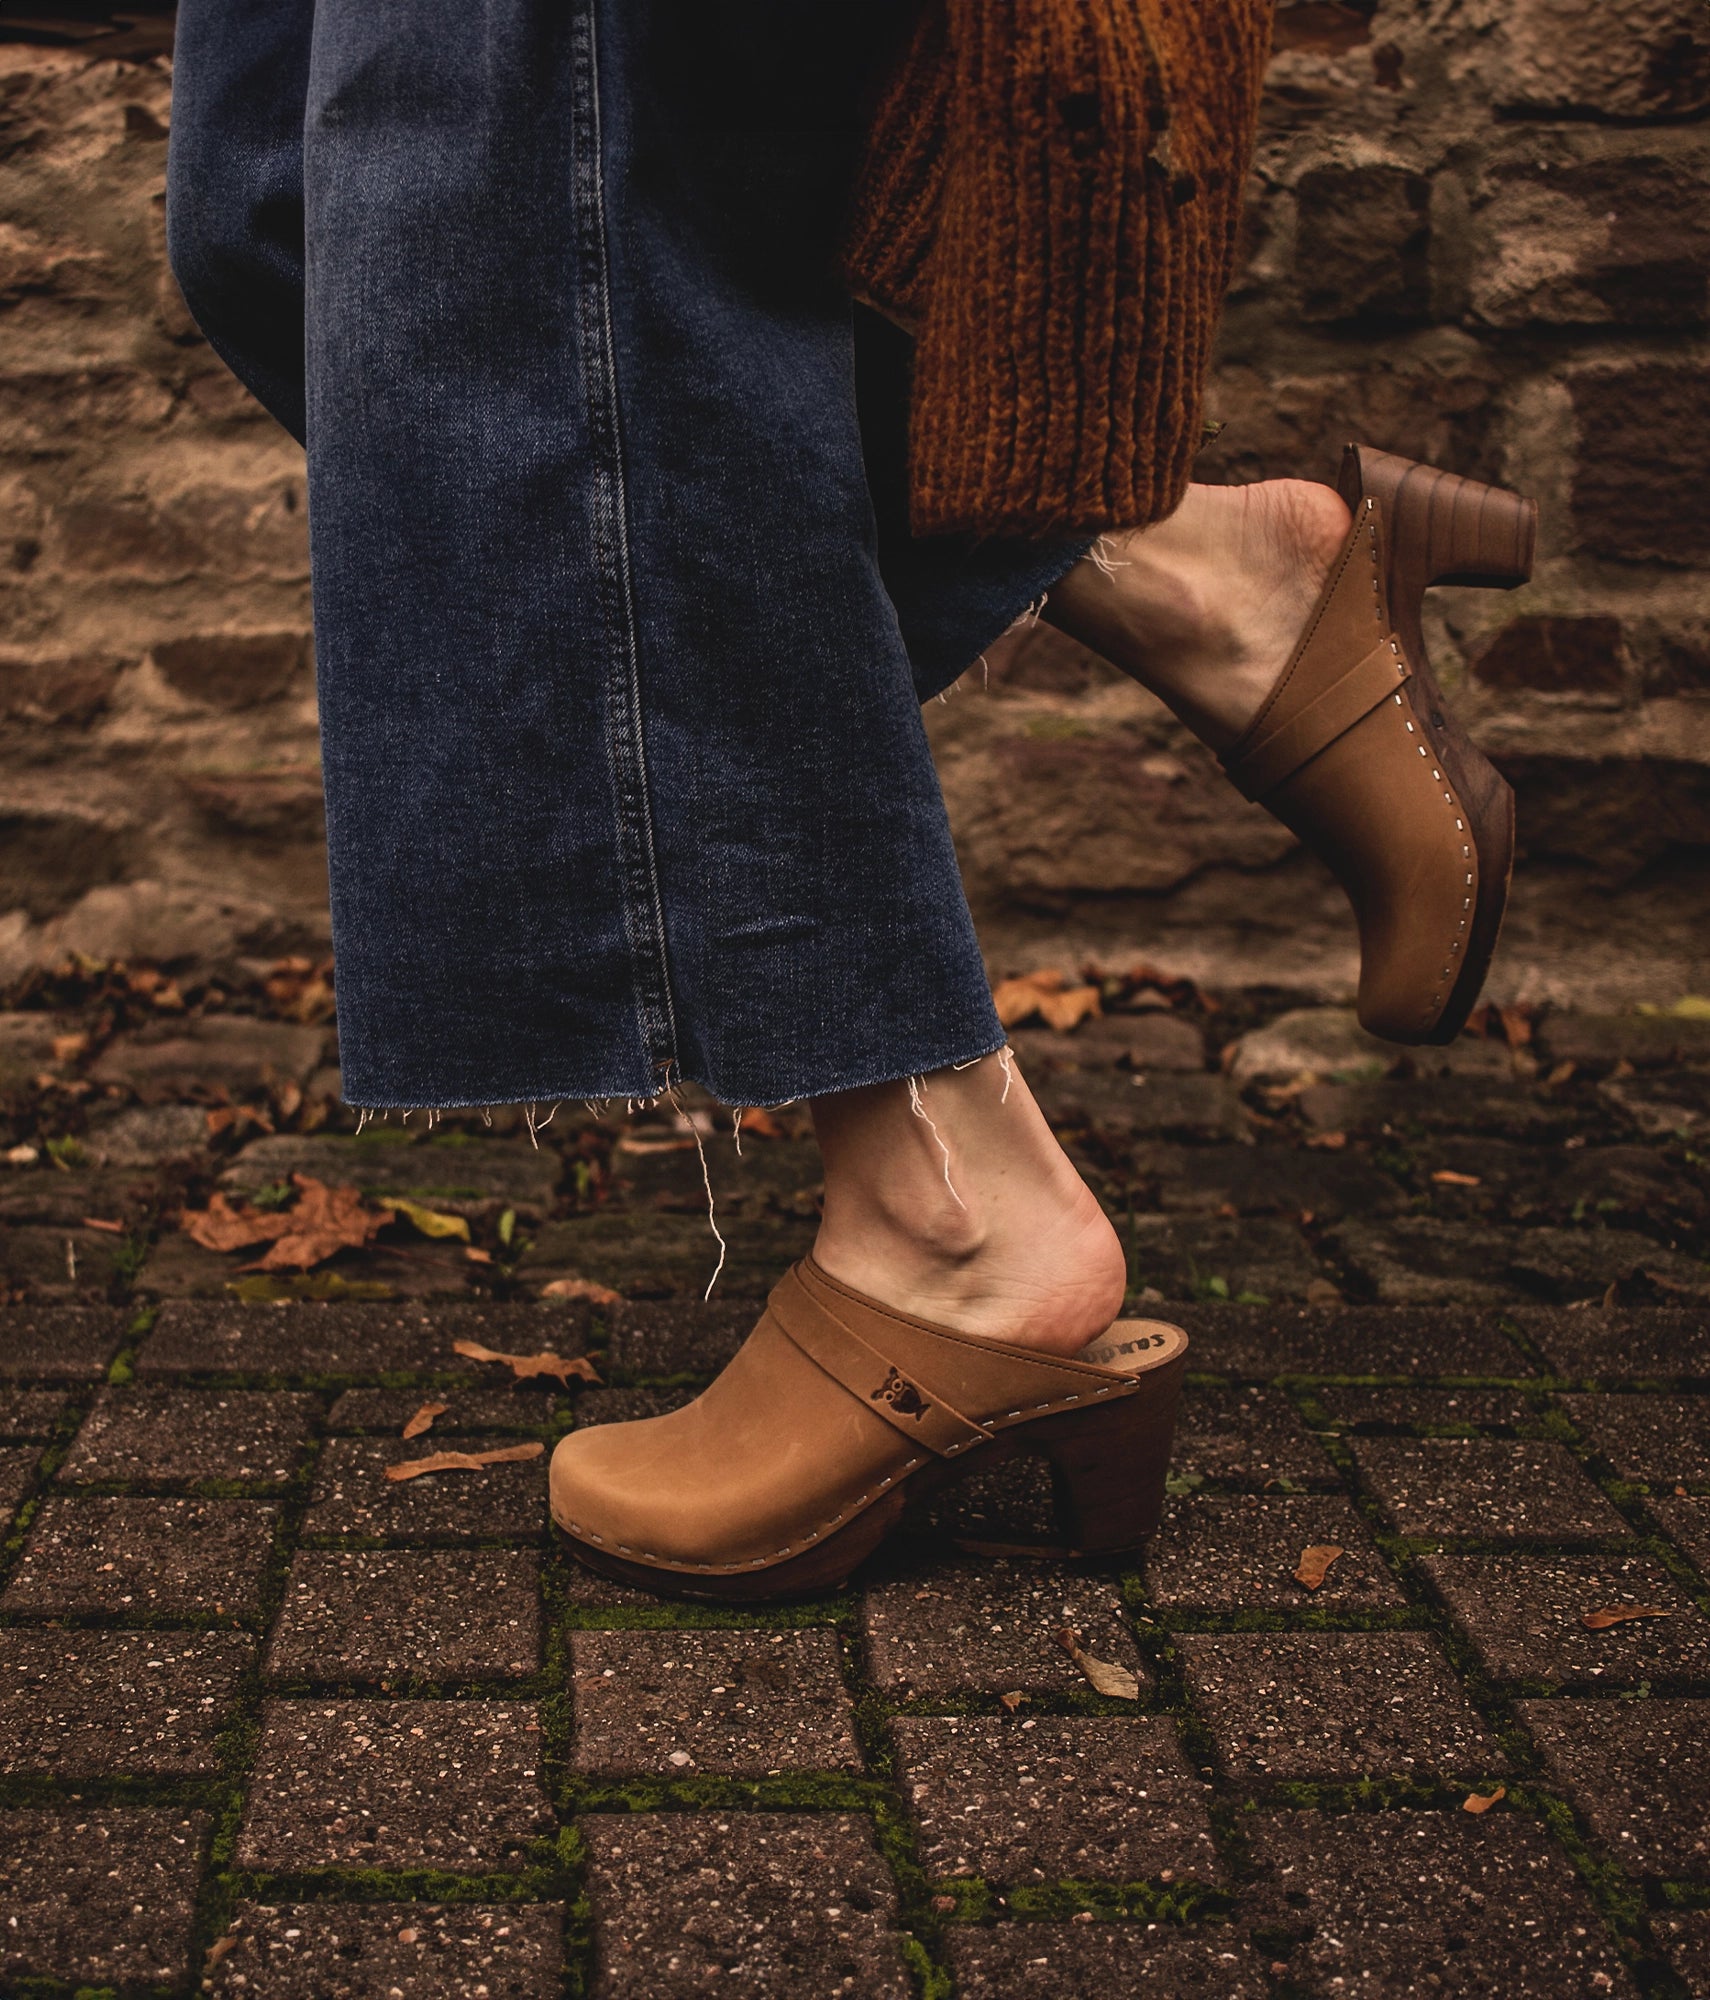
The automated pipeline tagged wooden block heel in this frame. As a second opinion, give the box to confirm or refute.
[1221,442,1535,1046]
[549,1257,1189,1603]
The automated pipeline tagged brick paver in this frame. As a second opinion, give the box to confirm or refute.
[4,994,1710,1990]
[236,1699,551,1870]
[1245,1813,1641,1996]
[1170,1381,1337,1485]
[0,1389,68,1436]
[948,1925,1272,1996]
[57,1385,317,1484]
[1351,1437,1631,1539]
[1143,1493,1404,1609]
[303,1435,547,1538]
[1178,1632,1507,1780]
[581,1814,909,1998]
[1519,1698,1710,1879]
[207,1902,566,1999]
[0,1629,253,1775]
[0,1809,209,1990]
[266,1548,542,1681]
[3,1494,278,1615]
[891,1716,1219,1882]
[1423,1552,1710,1683]
[1560,1393,1710,1481]
[569,1629,862,1776]
[861,1556,1148,1697]
[0,1305,128,1378]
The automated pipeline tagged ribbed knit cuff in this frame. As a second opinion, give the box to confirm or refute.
[846,0,1274,540]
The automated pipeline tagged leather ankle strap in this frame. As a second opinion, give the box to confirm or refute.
[767,1267,994,1460]
[1223,636,1410,801]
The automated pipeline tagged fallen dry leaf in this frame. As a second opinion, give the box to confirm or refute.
[385,1442,544,1481]
[1294,1544,1345,1590]
[737,1106,787,1140]
[992,969,1101,1033]
[205,1104,274,1140]
[241,1175,393,1270]
[1462,1785,1506,1814]
[998,1691,1027,1714]
[1547,1060,1576,1086]
[1056,1626,1140,1700]
[540,1276,624,1307]
[1035,985,1101,1033]
[204,1935,239,1969]
[465,1246,494,1264]
[389,1196,471,1241]
[1582,1604,1673,1631]
[453,1338,601,1386]
[1305,1130,1348,1150]
[80,1216,124,1234]
[1431,1169,1482,1187]
[50,1031,90,1064]
[401,1401,449,1440]
[177,1190,289,1253]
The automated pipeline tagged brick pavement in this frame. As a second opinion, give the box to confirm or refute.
[0,993,1706,1991]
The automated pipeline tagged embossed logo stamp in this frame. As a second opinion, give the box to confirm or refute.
[871,1367,929,1419]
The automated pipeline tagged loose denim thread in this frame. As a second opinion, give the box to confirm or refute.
[906,1072,967,1211]
[666,1084,727,1299]
[970,589,1050,692]
[1087,533,1132,577]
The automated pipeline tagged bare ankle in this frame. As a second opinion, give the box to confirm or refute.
[808,1059,1129,1354]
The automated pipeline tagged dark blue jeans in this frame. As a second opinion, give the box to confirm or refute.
[166,0,1087,1109]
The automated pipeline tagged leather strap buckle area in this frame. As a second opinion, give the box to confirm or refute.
[1223,637,1410,802]
[769,1288,994,1460]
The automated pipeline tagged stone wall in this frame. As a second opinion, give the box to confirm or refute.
[2,2,1708,1000]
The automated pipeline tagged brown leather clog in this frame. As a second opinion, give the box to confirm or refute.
[549,1256,1187,1602]
[1221,444,1536,1045]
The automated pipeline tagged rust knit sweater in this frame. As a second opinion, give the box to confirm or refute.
[843,0,1275,539]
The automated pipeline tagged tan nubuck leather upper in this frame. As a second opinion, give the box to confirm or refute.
[550,1258,1186,1577]
[1220,498,1482,1043]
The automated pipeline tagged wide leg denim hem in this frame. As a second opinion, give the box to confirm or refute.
[342,1026,1013,1117]
[167,0,1073,1113]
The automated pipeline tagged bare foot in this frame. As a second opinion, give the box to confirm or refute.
[809,1054,1128,1357]
[1045,478,1353,751]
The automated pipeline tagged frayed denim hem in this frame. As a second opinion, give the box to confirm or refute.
[342,1028,1015,1124]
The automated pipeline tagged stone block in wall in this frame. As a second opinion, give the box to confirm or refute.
[151,632,307,711]
[1469,616,1627,697]
[1493,0,1710,121]
[1206,329,1502,490]
[1294,163,1432,323]
[1271,1,1377,60]
[929,704,1297,908]
[0,651,122,728]
[1569,361,1710,566]
[0,807,127,922]
[45,479,310,586]
[1644,621,1710,698]
[1468,132,1710,331]
[187,771,325,843]
[1504,755,1710,878]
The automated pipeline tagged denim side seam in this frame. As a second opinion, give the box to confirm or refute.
[569,0,681,1091]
